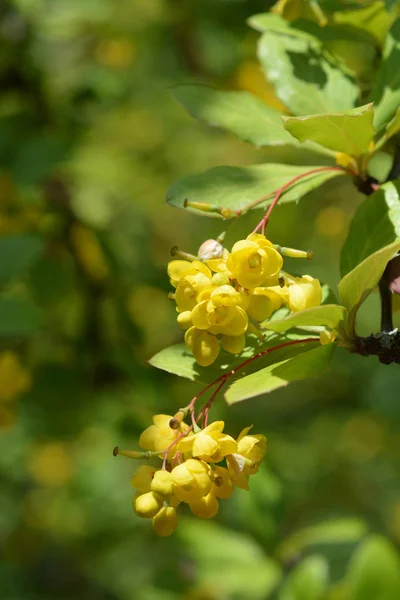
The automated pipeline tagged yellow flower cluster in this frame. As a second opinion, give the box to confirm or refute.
[168,233,322,366]
[130,414,267,536]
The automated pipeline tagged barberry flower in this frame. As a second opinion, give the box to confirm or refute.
[227,426,267,489]
[237,426,267,474]
[168,260,212,288]
[133,491,163,518]
[287,275,322,312]
[191,285,248,336]
[184,327,220,366]
[227,235,283,289]
[189,491,219,518]
[150,469,174,497]
[139,414,189,459]
[171,458,212,502]
[152,506,178,537]
[178,421,237,462]
[212,466,234,499]
[247,286,285,321]
[131,465,156,492]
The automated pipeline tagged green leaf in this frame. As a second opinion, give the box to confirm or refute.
[166,164,344,217]
[0,234,44,286]
[340,181,400,277]
[338,240,400,336]
[178,520,282,599]
[254,15,359,115]
[262,305,346,334]
[279,556,328,600]
[0,295,42,337]
[149,333,319,385]
[282,104,375,156]
[382,106,400,142]
[224,343,335,404]
[332,2,390,46]
[278,518,368,563]
[172,84,300,149]
[371,18,400,132]
[347,535,400,600]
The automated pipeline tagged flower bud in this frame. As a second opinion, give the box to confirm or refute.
[134,491,163,518]
[152,506,178,536]
[131,465,157,492]
[177,311,192,330]
[198,239,224,261]
[189,492,219,518]
[151,470,174,497]
[172,459,212,502]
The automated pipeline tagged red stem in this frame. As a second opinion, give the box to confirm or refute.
[253,166,343,234]
[161,336,317,466]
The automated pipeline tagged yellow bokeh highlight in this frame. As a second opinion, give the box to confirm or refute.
[339,415,385,462]
[27,442,75,487]
[70,223,109,281]
[95,38,136,69]
[315,206,348,238]
[0,351,31,402]
[233,61,287,112]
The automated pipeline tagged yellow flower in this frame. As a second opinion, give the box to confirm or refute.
[287,275,322,312]
[227,235,283,289]
[131,465,156,492]
[212,466,234,499]
[220,334,246,354]
[227,426,267,490]
[226,453,252,490]
[191,285,248,336]
[168,260,211,288]
[237,426,267,474]
[171,459,212,502]
[152,506,178,536]
[189,491,219,518]
[133,491,163,518]
[175,272,212,313]
[177,311,192,330]
[247,286,284,321]
[151,469,174,497]
[139,414,189,459]
[185,327,220,366]
[178,421,237,462]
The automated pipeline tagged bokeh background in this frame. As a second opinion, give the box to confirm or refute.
[1,0,400,598]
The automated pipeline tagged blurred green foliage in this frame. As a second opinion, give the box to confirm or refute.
[1,0,400,599]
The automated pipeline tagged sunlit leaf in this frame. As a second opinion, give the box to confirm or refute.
[381,106,400,142]
[0,234,44,286]
[225,343,335,404]
[262,305,346,333]
[166,164,344,217]
[172,84,301,149]
[347,535,400,600]
[279,555,329,600]
[332,1,390,46]
[149,333,320,385]
[253,14,359,115]
[338,240,400,336]
[340,181,400,276]
[371,18,400,132]
[282,104,375,156]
